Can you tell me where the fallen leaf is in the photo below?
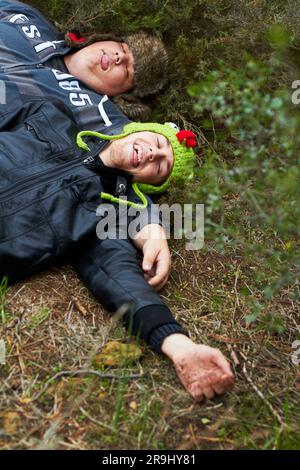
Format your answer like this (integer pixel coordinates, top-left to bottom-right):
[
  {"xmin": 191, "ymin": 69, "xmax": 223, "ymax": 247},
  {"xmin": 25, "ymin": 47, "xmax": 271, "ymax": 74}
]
[
  {"xmin": 18, "ymin": 397, "xmax": 31, "ymax": 405},
  {"xmin": 1, "ymin": 411, "xmax": 21, "ymax": 434},
  {"xmin": 73, "ymin": 297, "xmax": 88, "ymax": 316},
  {"xmin": 201, "ymin": 417, "xmax": 211, "ymax": 425},
  {"xmin": 92, "ymin": 341, "xmax": 142, "ymax": 368},
  {"xmin": 16, "ymin": 343, "xmax": 26, "ymax": 373},
  {"xmin": 129, "ymin": 401, "xmax": 138, "ymax": 411}
]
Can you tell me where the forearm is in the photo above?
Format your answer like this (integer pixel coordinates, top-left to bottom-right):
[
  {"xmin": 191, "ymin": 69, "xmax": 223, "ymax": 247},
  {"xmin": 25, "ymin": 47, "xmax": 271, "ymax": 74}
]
[{"xmin": 71, "ymin": 236, "xmax": 183, "ymax": 351}]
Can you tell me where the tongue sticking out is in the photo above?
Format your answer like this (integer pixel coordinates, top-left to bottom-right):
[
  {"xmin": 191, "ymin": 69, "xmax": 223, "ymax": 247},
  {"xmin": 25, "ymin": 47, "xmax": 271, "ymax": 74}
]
[
  {"xmin": 101, "ymin": 53, "xmax": 109, "ymax": 70},
  {"xmin": 132, "ymin": 147, "xmax": 139, "ymax": 168}
]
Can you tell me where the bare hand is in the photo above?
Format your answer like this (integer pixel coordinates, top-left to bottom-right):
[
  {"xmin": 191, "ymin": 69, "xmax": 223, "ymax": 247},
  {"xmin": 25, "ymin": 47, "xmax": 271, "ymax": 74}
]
[
  {"xmin": 142, "ymin": 237, "xmax": 171, "ymax": 290},
  {"xmin": 133, "ymin": 224, "xmax": 171, "ymax": 291},
  {"xmin": 162, "ymin": 334, "xmax": 234, "ymax": 402}
]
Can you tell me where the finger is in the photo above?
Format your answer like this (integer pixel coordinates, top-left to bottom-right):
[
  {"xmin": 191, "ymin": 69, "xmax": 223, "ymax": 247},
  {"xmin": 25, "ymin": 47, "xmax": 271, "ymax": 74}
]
[
  {"xmin": 145, "ymin": 267, "xmax": 164, "ymax": 288},
  {"xmin": 142, "ymin": 248, "xmax": 156, "ymax": 272},
  {"xmin": 211, "ymin": 350, "xmax": 233, "ymax": 376},
  {"xmin": 221, "ymin": 373, "xmax": 234, "ymax": 390},
  {"xmin": 148, "ymin": 272, "xmax": 169, "ymax": 290},
  {"xmin": 144, "ymin": 268, "xmax": 163, "ymax": 289},
  {"xmin": 190, "ymin": 375, "xmax": 215, "ymax": 401},
  {"xmin": 191, "ymin": 389, "xmax": 205, "ymax": 403},
  {"xmin": 147, "ymin": 256, "xmax": 169, "ymax": 288},
  {"xmin": 211, "ymin": 379, "xmax": 226, "ymax": 395},
  {"xmin": 207, "ymin": 370, "xmax": 226, "ymax": 395},
  {"xmin": 144, "ymin": 266, "xmax": 156, "ymax": 278},
  {"xmin": 201, "ymin": 385, "xmax": 215, "ymax": 400},
  {"xmin": 194, "ymin": 393, "xmax": 205, "ymax": 403}
]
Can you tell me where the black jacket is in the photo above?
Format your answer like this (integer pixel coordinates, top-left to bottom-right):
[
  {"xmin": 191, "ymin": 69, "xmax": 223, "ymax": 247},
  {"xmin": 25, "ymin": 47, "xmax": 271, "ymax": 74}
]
[
  {"xmin": 0, "ymin": 0, "xmax": 130, "ymax": 131},
  {"xmin": 0, "ymin": 97, "xmax": 187, "ymax": 352},
  {"xmin": 0, "ymin": 0, "xmax": 188, "ymax": 352}
]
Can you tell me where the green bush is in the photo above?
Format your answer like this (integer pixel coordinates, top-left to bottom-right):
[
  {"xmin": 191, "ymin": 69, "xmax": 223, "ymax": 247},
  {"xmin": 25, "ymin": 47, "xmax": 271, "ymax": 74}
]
[{"xmin": 189, "ymin": 59, "xmax": 300, "ymax": 323}]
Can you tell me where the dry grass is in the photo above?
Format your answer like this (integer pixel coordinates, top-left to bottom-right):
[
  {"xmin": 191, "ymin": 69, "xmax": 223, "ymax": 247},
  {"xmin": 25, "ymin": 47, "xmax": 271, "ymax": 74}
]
[
  {"xmin": 0, "ymin": 0, "xmax": 299, "ymax": 451},
  {"xmin": 0, "ymin": 238, "xmax": 299, "ymax": 450}
]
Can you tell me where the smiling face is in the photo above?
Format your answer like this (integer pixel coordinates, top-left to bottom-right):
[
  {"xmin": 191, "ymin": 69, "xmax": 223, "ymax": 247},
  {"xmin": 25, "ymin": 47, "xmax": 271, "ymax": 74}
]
[
  {"xmin": 64, "ymin": 41, "xmax": 134, "ymax": 96},
  {"xmin": 100, "ymin": 131, "xmax": 174, "ymax": 186}
]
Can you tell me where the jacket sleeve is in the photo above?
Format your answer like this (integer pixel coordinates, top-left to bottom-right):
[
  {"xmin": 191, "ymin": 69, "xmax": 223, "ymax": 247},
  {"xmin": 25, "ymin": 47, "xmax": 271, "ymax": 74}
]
[{"xmin": 70, "ymin": 234, "xmax": 189, "ymax": 353}]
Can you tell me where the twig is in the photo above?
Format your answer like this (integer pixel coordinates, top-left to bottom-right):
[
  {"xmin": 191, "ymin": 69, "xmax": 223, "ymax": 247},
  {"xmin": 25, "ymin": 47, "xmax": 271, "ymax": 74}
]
[
  {"xmin": 233, "ymin": 267, "xmax": 240, "ymax": 308},
  {"xmin": 226, "ymin": 344, "xmax": 240, "ymax": 366},
  {"xmin": 194, "ymin": 436, "xmax": 235, "ymax": 445},
  {"xmin": 16, "ymin": 342, "xmax": 26, "ymax": 374},
  {"xmin": 6, "ymin": 284, "xmax": 26, "ymax": 303},
  {"xmin": 171, "ymin": 249, "xmax": 186, "ymax": 264},
  {"xmin": 209, "ymin": 333, "xmax": 245, "ymax": 344},
  {"xmin": 79, "ymin": 407, "xmax": 127, "ymax": 436},
  {"xmin": 30, "ymin": 369, "xmax": 144, "ymax": 402},
  {"xmin": 73, "ymin": 297, "xmax": 88, "ymax": 317},
  {"xmin": 242, "ymin": 362, "xmax": 286, "ymax": 429}
]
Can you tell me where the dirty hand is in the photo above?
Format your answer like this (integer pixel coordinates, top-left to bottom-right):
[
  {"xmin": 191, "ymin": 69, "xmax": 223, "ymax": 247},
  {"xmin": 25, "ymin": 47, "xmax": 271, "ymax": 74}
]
[
  {"xmin": 161, "ymin": 334, "xmax": 234, "ymax": 402},
  {"xmin": 133, "ymin": 224, "xmax": 171, "ymax": 291}
]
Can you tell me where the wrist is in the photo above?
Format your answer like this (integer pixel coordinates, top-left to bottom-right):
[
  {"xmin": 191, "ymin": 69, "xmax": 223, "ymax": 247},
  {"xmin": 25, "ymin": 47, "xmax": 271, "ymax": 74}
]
[
  {"xmin": 134, "ymin": 224, "xmax": 166, "ymax": 249},
  {"xmin": 161, "ymin": 333, "xmax": 195, "ymax": 361}
]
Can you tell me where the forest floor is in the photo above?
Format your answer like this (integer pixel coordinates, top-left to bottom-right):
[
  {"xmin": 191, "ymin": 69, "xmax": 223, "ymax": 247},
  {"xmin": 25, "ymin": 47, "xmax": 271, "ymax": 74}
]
[
  {"xmin": 1, "ymin": 0, "xmax": 300, "ymax": 451},
  {"xmin": 1, "ymin": 237, "xmax": 299, "ymax": 450}
]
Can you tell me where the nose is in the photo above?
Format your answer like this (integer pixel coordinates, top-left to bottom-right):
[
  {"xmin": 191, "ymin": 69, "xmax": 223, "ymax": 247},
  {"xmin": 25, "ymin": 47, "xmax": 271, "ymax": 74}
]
[
  {"xmin": 148, "ymin": 146, "xmax": 154, "ymax": 161},
  {"xmin": 148, "ymin": 146, "xmax": 165, "ymax": 162},
  {"xmin": 115, "ymin": 50, "xmax": 125, "ymax": 65}
]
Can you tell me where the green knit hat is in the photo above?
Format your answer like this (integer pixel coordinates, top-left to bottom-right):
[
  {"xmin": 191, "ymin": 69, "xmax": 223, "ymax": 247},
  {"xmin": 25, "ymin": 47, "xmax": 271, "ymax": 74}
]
[{"xmin": 77, "ymin": 122, "xmax": 196, "ymax": 208}]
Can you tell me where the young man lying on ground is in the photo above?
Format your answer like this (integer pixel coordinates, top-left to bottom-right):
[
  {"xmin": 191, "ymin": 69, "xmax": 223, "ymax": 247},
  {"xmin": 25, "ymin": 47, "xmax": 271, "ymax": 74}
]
[
  {"xmin": 0, "ymin": 93, "xmax": 234, "ymax": 402},
  {"xmin": 0, "ymin": 0, "xmax": 168, "ymax": 119}
]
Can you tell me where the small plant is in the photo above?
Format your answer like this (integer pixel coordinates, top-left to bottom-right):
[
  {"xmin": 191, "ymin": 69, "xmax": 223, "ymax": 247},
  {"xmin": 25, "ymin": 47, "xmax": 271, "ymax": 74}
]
[
  {"xmin": 29, "ymin": 306, "xmax": 51, "ymax": 329},
  {"xmin": 0, "ymin": 276, "xmax": 9, "ymax": 324}
]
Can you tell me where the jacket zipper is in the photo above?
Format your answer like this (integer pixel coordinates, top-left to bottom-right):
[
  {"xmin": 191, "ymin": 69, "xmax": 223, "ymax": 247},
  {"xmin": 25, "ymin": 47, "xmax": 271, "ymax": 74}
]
[{"xmin": 0, "ymin": 149, "xmax": 98, "ymax": 203}]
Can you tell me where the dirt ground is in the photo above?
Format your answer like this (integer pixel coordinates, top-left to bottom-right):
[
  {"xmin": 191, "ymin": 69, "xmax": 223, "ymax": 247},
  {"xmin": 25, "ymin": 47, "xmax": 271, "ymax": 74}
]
[{"xmin": 1, "ymin": 240, "xmax": 299, "ymax": 450}]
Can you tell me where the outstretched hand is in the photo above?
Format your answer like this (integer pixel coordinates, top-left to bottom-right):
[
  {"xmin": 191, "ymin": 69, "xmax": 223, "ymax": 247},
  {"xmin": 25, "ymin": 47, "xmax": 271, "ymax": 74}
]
[{"xmin": 162, "ymin": 334, "xmax": 234, "ymax": 402}]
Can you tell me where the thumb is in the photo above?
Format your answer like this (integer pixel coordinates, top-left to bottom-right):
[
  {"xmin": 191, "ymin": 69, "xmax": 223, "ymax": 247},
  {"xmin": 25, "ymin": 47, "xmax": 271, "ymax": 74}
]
[
  {"xmin": 211, "ymin": 350, "xmax": 233, "ymax": 377},
  {"xmin": 142, "ymin": 244, "xmax": 156, "ymax": 272}
]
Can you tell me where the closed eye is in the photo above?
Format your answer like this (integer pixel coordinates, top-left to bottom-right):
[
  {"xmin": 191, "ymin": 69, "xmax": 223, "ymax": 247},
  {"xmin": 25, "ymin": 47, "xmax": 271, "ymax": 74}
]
[{"xmin": 121, "ymin": 44, "xmax": 129, "ymax": 78}]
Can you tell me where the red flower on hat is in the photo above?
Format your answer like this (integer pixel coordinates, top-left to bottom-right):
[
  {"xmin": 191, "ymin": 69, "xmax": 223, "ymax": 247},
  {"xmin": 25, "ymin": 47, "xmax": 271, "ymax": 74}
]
[
  {"xmin": 176, "ymin": 130, "xmax": 197, "ymax": 148},
  {"xmin": 66, "ymin": 31, "xmax": 87, "ymax": 43}
]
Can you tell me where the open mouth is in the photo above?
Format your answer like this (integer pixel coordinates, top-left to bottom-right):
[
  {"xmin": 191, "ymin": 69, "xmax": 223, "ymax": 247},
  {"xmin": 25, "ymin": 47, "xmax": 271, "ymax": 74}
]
[
  {"xmin": 131, "ymin": 144, "xmax": 142, "ymax": 168},
  {"xmin": 132, "ymin": 144, "xmax": 143, "ymax": 168},
  {"xmin": 100, "ymin": 52, "xmax": 110, "ymax": 71}
]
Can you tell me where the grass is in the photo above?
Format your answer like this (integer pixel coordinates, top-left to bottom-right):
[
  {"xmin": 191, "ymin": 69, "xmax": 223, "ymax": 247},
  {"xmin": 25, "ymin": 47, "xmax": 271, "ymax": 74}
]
[
  {"xmin": 0, "ymin": 276, "xmax": 9, "ymax": 324},
  {"xmin": 0, "ymin": 240, "xmax": 299, "ymax": 449},
  {"xmin": 0, "ymin": 0, "xmax": 299, "ymax": 451},
  {"xmin": 29, "ymin": 306, "xmax": 51, "ymax": 330}
]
